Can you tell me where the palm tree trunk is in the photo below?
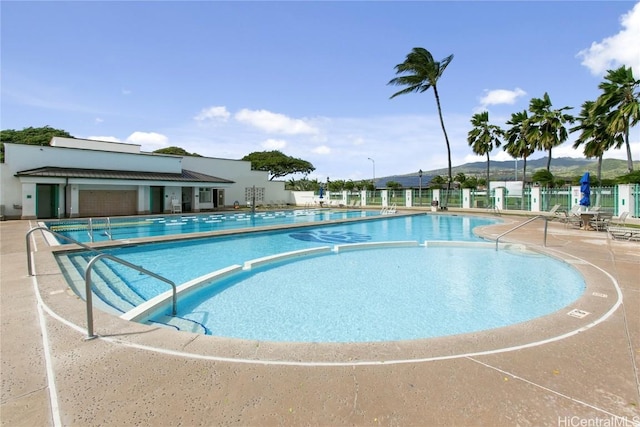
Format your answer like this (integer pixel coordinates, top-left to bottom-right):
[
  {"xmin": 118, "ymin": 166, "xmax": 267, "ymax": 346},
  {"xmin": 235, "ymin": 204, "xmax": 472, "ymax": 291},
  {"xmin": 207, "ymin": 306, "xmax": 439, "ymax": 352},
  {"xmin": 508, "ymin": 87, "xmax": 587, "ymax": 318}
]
[
  {"xmin": 596, "ymin": 155, "xmax": 603, "ymax": 207},
  {"xmin": 521, "ymin": 156, "xmax": 528, "ymax": 210},
  {"xmin": 486, "ymin": 152, "xmax": 491, "ymax": 208},
  {"xmin": 624, "ymin": 124, "xmax": 634, "ymax": 172},
  {"xmin": 546, "ymin": 149, "xmax": 552, "ymax": 171},
  {"xmin": 432, "ymin": 85, "xmax": 452, "ymax": 208}
]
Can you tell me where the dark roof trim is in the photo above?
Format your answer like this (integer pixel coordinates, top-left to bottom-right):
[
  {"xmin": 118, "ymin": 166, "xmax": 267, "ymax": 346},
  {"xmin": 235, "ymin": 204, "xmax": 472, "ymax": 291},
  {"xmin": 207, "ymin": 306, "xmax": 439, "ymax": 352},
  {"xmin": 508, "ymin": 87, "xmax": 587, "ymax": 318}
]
[{"xmin": 15, "ymin": 167, "xmax": 234, "ymax": 184}]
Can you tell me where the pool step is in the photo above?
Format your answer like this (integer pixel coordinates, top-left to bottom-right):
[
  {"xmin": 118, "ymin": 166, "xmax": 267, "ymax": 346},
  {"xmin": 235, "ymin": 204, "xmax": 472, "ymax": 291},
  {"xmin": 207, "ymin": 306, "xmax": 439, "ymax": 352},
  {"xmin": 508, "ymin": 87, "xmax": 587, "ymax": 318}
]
[
  {"xmin": 63, "ymin": 254, "xmax": 144, "ymax": 313},
  {"xmin": 149, "ymin": 315, "xmax": 208, "ymax": 334}
]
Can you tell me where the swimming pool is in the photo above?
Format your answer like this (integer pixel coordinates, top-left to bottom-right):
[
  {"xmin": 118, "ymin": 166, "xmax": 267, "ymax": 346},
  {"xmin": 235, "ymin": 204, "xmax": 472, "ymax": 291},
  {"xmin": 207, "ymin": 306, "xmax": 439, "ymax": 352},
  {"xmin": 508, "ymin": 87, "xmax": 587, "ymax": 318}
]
[
  {"xmin": 55, "ymin": 214, "xmax": 586, "ymax": 343},
  {"xmin": 45, "ymin": 209, "xmax": 380, "ymax": 244}
]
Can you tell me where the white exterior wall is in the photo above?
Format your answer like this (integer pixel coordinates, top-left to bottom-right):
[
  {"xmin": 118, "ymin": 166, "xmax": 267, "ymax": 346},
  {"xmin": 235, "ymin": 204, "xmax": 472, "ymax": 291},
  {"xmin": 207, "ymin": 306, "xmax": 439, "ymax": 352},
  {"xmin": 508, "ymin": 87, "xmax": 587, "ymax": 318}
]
[
  {"xmin": 181, "ymin": 156, "xmax": 290, "ymax": 207},
  {"xmin": 1, "ymin": 141, "xmax": 293, "ymax": 218},
  {"xmin": 617, "ymin": 184, "xmax": 634, "ymax": 216},
  {"xmin": 4, "ymin": 142, "xmax": 180, "ymax": 174},
  {"xmin": 51, "ymin": 137, "xmax": 141, "ymax": 154}
]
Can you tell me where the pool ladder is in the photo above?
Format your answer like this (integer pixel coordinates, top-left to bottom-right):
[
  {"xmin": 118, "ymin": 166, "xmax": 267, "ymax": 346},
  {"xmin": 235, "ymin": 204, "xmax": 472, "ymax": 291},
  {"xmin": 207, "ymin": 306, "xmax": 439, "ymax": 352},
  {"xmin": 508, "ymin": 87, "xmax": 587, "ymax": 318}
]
[
  {"xmin": 87, "ymin": 217, "xmax": 113, "ymax": 242},
  {"xmin": 26, "ymin": 226, "xmax": 176, "ymax": 339},
  {"xmin": 495, "ymin": 215, "xmax": 548, "ymax": 250}
]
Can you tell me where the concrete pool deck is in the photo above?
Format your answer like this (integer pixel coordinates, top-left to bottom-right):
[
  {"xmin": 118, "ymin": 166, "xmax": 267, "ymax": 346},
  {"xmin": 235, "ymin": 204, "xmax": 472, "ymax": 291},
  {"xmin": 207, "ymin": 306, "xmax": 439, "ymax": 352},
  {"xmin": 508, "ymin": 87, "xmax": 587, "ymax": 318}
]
[{"xmin": 1, "ymin": 212, "xmax": 639, "ymax": 426}]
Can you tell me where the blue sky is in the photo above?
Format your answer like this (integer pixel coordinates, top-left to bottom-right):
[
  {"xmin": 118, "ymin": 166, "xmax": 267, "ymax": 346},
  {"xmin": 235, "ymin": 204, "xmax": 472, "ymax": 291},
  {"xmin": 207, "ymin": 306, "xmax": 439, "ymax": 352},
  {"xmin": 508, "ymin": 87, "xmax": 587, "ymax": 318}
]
[{"xmin": 2, "ymin": 1, "xmax": 639, "ymax": 182}]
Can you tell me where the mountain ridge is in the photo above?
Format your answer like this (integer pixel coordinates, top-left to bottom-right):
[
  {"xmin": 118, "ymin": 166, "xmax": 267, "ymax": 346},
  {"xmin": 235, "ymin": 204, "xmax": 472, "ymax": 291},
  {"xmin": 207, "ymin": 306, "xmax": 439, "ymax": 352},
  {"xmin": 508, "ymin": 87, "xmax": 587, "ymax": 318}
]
[{"xmin": 375, "ymin": 157, "xmax": 636, "ymax": 188}]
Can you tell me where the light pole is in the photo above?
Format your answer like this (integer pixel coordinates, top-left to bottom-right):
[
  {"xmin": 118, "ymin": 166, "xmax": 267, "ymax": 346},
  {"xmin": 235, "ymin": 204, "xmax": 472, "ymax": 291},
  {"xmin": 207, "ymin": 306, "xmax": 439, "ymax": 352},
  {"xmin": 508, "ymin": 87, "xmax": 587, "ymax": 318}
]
[
  {"xmin": 418, "ymin": 169, "xmax": 423, "ymax": 207},
  {"xmin": 367, "ymin": 157, "xmax": 375, "ymax": 189}
]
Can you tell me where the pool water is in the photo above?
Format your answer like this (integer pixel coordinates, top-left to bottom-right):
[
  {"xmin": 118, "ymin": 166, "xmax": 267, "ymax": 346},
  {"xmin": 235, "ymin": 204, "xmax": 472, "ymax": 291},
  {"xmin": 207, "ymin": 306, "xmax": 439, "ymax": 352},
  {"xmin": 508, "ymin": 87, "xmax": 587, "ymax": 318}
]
[
  {"xmin": 46, "ymin": 209, "xmax": 379, "ymax": 244},
  {"xmin": 57, "ymin": 214, "xmax": 586, "ymax": 342},
  {"xmin": 178, "ymin": 246, "xmax": 584, "ymax": 342}
]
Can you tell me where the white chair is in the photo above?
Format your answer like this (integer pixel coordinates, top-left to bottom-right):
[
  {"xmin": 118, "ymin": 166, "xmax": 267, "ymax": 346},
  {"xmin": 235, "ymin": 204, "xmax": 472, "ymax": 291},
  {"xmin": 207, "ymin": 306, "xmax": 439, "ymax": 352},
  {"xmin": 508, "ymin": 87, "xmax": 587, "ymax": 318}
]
[{"xmin": 171, "ymin": 198, "xmax": 182, "ymax": 214}]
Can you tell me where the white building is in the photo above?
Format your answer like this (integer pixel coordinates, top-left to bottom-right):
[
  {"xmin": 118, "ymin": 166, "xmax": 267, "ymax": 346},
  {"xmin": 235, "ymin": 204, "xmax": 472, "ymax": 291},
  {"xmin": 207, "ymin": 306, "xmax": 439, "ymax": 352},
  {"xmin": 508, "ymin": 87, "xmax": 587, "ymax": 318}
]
[{"xmin": 0, "ymin": 138, "xmax": 290, "ymax": 220}]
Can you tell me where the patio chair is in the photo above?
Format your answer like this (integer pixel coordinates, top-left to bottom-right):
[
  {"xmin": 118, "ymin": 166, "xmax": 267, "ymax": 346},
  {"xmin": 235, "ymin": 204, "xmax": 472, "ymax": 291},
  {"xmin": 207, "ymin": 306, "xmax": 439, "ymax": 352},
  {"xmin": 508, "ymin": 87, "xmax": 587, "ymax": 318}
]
[
  {"xmin": 589, "ymin": 211, "xmax": 613, "ymax": 231},
  {"xmin": 557, "ymin": 205, "xmax": 582, "ymax": 228},
  {"xmin": 171, "ymin": 198, "xmax": 182, "ymax": 214}
]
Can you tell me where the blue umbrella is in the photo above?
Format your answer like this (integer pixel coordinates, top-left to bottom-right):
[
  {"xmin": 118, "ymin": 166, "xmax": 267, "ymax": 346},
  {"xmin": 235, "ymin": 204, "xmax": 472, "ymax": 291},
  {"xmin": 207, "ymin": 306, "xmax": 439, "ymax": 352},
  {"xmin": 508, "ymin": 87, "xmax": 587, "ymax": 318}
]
[
  {"xmin": 579, "ymin": 172, "xmax": 590, "ymax": 207},
  {"xmin": 319, "ymin": 186, "xmax": 324, "ymax": 199}
]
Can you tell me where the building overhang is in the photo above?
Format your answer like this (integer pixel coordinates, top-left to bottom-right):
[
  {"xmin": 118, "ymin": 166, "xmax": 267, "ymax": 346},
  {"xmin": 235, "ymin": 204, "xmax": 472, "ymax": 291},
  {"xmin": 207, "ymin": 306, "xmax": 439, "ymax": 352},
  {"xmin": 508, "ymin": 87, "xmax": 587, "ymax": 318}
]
[{"xmin": 15, "ymin": 167, "xmax": 235, "ymax": 186}]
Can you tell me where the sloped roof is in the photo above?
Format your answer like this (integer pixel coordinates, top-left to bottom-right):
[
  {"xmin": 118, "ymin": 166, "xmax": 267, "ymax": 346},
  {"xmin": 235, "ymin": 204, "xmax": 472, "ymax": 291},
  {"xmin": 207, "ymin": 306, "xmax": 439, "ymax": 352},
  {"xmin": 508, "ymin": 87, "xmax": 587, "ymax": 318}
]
[{"xmin": 15, "ymin": 167, "xmax": 234, "ymax": 183}]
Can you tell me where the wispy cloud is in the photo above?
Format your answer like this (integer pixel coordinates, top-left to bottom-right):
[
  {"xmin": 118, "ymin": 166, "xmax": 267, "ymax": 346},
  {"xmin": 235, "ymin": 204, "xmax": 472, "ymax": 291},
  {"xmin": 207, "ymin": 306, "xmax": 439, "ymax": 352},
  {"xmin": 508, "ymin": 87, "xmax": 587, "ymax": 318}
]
[
  {"xmin": 477, "ymin": 88, "xmax": 527, "ymax": 110},
  {"xmin": 234, "ymin": 109, "xmax": 319, "ymax": 135},
  {"xmin": 126, "ymin": 131, "xmax": 169, "ymax": 148},
  {"xmin": 577, "ymin": 2, "xmax": 640, "ymax": 74},
  {"xmin": 194, "ymin": 106, "xmax": 231, "ymax": 122},
  {"xmin": 261, "ymin": 138, "xmax": 287, "ymax": 150}
]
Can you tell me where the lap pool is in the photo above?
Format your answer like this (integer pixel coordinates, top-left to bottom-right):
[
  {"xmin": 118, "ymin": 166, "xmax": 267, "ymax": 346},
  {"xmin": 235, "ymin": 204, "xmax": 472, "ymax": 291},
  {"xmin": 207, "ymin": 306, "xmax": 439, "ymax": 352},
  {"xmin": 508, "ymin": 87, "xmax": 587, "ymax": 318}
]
[
  {"xmin": 45, "ymin": 209, "xmax": 380, "ymax": 244},
  {"xmin": 55, "ymin": 214, "xmax": 586, "ymax": 343}
]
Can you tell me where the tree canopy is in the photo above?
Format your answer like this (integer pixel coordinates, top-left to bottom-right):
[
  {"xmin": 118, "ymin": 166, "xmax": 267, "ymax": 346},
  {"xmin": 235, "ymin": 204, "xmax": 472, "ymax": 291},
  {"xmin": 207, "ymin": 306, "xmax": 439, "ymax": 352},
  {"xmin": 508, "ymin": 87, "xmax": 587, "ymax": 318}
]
[
  {"xmin": 0, "ymin": 126, "xmax": 73, "ymax": 162},
  {"xmin": 242, "ymin": 150, "xmax": 315, "ymax": 181},
  {"xmin": 153, "ymin": 146, "xmax": 202, "ymax": 156}
]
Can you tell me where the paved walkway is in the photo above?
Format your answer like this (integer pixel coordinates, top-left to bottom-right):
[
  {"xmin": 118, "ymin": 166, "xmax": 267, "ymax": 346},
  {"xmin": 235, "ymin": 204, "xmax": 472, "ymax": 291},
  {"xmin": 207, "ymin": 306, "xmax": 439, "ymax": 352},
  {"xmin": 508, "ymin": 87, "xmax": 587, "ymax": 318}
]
[{"xmin": 1, "ymin": 214, "xmax": 639, "ymax": 426}]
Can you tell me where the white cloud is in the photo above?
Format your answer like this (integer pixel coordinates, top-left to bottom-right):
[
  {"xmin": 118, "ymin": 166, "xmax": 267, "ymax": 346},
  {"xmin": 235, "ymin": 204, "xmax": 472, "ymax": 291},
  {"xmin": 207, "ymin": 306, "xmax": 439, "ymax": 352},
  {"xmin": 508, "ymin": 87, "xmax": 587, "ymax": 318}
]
[
  {"xmin": 577, "ymin": 2, "xmax": 640, "ymax": 74},
  {"xmin": 312, "ymin": 145, "xmax": 331, "ymax": 155},
  {"xmin": 478, "ymin": 88, "xmax": 527, "ymax": 109},
  {"xmin": 125, "ymin": 131, "xmax": 169, "ymax": 148},
  {"xmin": 122, "ymin": 89, "xmax": 132, "ymax": 95},
  {"xmin": 261, "ymin": 138, "xmax": 287, "ymax": 150},
  {"xmin": 94, "ymin": 117, "xmax": 104, "ymax": 123},
  {"xmin": 194, "ymin": 106, "xmax": 231, "ymax": 122},
  {"xmin": 234, "ymin": 109, "xmax": 319, "ymax": 135}
]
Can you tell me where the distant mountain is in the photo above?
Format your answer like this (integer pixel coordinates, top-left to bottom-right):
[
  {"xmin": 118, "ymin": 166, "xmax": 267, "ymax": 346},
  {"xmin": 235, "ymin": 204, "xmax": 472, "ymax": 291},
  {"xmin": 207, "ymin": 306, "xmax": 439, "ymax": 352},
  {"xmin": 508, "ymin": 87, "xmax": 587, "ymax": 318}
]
[{"xmin": 376, "ymin": 157, "xmax": 636, "ymax": 188}]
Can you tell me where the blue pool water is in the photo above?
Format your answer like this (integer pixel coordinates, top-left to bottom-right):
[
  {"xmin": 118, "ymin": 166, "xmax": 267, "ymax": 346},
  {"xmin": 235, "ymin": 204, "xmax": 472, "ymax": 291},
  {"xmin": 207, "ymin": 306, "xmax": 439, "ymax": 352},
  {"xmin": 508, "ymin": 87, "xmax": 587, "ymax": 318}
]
[
  {"xmin": 46, "ymin": 209, "xmax": 379, "ymax": 244},
  {"xmin": 57, "ymin": 214, "xmax": 586, "ymax": 342},
  {"xmin": 178, "ymin": 247, "xmax": 584, "ymax": 342}
]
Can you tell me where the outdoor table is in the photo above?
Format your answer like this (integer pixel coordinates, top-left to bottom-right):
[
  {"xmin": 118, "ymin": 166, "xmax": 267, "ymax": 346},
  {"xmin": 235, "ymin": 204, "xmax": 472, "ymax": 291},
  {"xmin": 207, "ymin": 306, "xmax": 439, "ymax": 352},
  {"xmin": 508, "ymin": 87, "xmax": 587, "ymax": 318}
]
[{"xmin": 579, "ymin": 211, "xmax": 600, "ymax": 230}]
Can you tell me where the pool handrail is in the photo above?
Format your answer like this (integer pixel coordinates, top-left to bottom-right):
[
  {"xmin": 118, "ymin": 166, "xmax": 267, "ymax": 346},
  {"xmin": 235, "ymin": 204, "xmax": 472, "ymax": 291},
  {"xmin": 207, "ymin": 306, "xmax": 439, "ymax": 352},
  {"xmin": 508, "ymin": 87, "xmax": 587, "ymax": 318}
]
[
  {"xmin": 495, "ymin": 215, "xmax": 548, "ymax": 250},
  {"xmin": 26, "ymin": 226, "xmax": 177, "ymax": 339}
]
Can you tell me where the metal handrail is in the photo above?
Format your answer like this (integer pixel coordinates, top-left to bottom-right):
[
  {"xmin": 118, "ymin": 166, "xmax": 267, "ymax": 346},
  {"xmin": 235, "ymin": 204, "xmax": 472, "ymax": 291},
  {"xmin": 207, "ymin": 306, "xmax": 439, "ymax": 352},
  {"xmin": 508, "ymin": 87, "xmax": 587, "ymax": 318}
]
[
  {"xmin": 105, "ymin": 217, "xmax": 112, "ymax": 240},
  {"xmin": 26, "ymin": 226, "xmax": 177, "ymax": 339},
  {"xmin": 495, "ymin": 215, "xmax": 548, "ymax": 250},
  {"xmin": 87, "ymin": 218, "xmax": 94, "ymax": 242},
  {"xmin": 85, "ymin": 253, "xmax": 176, "ymax": 339}
]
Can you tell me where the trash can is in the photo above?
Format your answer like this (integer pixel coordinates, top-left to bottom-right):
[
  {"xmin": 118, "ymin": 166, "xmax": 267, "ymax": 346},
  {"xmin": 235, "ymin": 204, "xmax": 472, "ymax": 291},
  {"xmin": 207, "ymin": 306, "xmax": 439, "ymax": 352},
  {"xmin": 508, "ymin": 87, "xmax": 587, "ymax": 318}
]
[{"xmin": 431, "ymin": 200, "xmax": 439, "ymax": 212}]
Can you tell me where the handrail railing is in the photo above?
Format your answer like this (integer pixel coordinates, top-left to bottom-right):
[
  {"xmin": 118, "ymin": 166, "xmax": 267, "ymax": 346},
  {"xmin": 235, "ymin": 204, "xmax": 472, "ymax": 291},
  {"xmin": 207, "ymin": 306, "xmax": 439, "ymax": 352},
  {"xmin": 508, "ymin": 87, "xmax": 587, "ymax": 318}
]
[
  {"xmin": 105, "ymin": 217, "xmax": 112, "ymax": 240},
  {"xmin": 26, "ymin": 226, "xmax": 177, "ymax": 339},
  {"xmin": 85, "ymin": 253, "xmax": 176, "ymax": 339},
  {"xmin": 87, "ymin": 218, "xmax": 94, "ymax": 242},
  {"xmin": 495, "ymin": 215, "xmax": 548, "ymax": 250}
]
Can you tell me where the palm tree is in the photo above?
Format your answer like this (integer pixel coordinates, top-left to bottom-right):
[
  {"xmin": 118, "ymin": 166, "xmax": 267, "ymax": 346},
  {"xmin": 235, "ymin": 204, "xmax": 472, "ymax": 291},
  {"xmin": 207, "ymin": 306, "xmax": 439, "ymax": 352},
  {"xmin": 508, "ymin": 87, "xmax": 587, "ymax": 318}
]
[
  {"xmin": 571, "ymin": 100, "xmax": 623, "ymax": 207},
  {"xmin": 504, "ymin": 110, "xmax": 536, "ymax": 210},
  {"xmin": 388, "ymin": 47, "xmax": 454, "ymax": 208},
  {"xmin": 528, "ymin": 92, "xmax": 575, "ymax": 171},
  {"xmin": 593, "ymin": 65, "xmax": 639, "ymax": 172},
  {"xmin": 467, "ymin": 111, "xmax": 503, "ymax": 207}
]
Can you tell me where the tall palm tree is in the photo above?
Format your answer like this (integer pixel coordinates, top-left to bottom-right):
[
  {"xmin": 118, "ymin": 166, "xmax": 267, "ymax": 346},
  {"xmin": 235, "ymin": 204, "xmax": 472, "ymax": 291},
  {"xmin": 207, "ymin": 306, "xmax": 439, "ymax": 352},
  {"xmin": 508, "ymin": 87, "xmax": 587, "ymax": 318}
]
[
  {"xmin": 388, "ymin": 47, "xmax": 454, "ymax": 208},
  {"xmin": 467, "ymin": 111, "xmax": 503, "ymax": 207},
  {"xmin": 571, "ymin": 100, "xmax": 623, "ymax": 206},
  {"xmin": 504, "ymin": 110, "xmax": 536, "ymax": 210},
  {"xmin": 528, "ymin": 92, "xmax": 575, "ymax": 171},
  {"xmin": 593, "ymin": 65, "xmax": 639, "ymax": 172}
]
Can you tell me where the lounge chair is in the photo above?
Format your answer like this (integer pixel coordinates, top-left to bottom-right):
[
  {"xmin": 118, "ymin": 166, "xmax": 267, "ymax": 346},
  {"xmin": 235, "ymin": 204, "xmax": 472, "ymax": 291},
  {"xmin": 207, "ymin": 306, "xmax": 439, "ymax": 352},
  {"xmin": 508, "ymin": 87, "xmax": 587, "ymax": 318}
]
[
  {"xmin": 607, "ymin": 224, "xmax": 639, "ymax": 241},
  {"xmin": 610, "ymin": 211, "xmax": 629, "ymax": 226},
  {"xmin": 546, "ymin": 204, "xmax": 562, "ymax": 220}
]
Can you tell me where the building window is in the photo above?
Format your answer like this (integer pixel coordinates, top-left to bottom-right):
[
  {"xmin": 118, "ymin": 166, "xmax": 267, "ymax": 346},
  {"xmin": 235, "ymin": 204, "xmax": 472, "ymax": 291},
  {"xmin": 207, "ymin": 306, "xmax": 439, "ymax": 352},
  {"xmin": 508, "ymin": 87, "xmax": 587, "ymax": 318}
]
[
  {"xmin": 245, "ymin": 187, "xmax": 265, "ymax": 204},
  {"xmin": 199, "ymin": 188, "xmax": 212, "ymax": 203}
]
